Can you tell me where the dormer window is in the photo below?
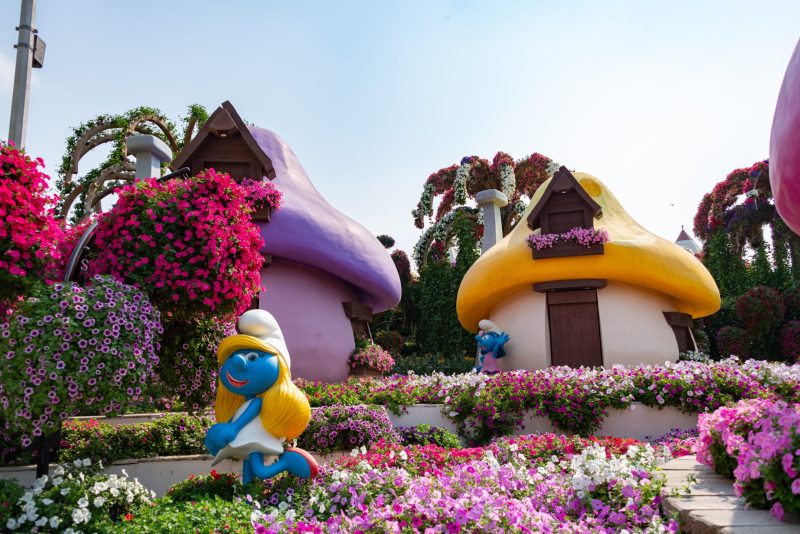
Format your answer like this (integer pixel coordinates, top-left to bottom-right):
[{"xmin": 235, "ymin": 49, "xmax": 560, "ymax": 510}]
[{"xmin": 527, "ymin": 167, "xmax": 605, "ymax": 259}]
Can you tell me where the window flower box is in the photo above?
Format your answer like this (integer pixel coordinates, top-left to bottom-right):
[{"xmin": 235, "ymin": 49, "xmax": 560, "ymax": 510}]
[{"xmin": 528, "ymin": 227, "xmax": 609, "ymax": 259}]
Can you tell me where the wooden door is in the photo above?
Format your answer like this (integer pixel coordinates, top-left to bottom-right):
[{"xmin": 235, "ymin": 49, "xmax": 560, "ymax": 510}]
[{"xmin": 547, "ymin": 289, "xmax": 603, "ymax": 367}]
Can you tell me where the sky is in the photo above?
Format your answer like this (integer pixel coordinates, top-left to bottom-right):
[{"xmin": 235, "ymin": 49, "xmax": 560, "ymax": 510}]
[{"xmin": 1, "ymin": 1, "xmax": 798, "ymax": 269}]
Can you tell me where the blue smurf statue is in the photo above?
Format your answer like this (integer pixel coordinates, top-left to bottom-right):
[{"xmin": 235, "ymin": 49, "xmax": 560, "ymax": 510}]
[{"xmin": 474, "ymin": 319, "xmax": 510, "ymax": 374}]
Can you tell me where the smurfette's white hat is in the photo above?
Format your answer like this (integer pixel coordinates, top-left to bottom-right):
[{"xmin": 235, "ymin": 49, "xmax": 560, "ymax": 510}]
[{"xmin": 216, "ymin": 309, "xmax": 292, "ymax": 370}]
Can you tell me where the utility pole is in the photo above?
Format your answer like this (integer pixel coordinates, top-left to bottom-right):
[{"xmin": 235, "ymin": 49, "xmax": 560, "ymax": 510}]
[{"xmin": 8, "ymin": 0, "xmax": 37, "ymax": 148}]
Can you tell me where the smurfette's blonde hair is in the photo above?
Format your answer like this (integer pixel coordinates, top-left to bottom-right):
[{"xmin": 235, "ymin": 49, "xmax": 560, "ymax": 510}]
[{"xmin": 214, "ymin": 338, "xmax": 310, "ymax": 441}]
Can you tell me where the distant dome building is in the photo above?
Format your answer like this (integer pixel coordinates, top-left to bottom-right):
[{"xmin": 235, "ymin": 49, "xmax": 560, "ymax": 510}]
[{"xmin": 675, "ymin": 226, "xmax": 700, "ymax": 254}]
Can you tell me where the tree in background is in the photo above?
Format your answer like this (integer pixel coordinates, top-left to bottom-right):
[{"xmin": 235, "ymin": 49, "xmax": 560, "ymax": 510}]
[
  {"xmin": 412, "ymin": 152, "xmax": 560, "ymax": 267},
  {"xmin": 56, "ymin": 104, "xmax": 208, "ymax": 222},
  {"xmin": 693, "ymin": 160, "xmax": 800, "ymax": 360},
  {"xmin": 412, "ymin": 211, "xmax": 480, "ymax": 368}
]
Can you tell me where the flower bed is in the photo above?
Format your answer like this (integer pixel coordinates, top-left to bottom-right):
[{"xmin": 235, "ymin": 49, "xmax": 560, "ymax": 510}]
[
  {"xmin": 0, "ymin": 407, "xmax": 398, "ymax": 469},
  {"xmin": 1, "ymin": 431, "xmax": 696, "ymax": 532},
  {"xmin": 696, "ymin": 398, "xmax": 800, "ymax": 520},
  {"xmin": 299, "ymin": 358, "xmax": 800, "ymax": 443},
  {"xmin": 253, "ymin": 434, "xmax": 680, "ymax": 533}
]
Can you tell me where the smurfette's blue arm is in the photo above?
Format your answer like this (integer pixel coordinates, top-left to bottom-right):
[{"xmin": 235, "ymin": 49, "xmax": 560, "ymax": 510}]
[{"xmin": 229, "ymin": 397, "xmax": 262, "ymax": 431}]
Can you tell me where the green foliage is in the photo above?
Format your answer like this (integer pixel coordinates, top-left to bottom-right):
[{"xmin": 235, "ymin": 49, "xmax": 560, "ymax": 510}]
[
  {"xmin": 166, "ymin": 470, "xmax": 243, "ymax": 503},
  {"xmin": 157, "ymin": 316, "xmax": 235, "ymax": 413},
  {"xmin": 106, "ymin": 496, "xmax": 253, "ymax": 533},
  {"xmin": 397, "ymin": 424, "xmax": 461, "ymax": 448},
  {"xmin": 702, "ymin": 232, "xmax": 749, "ymax": 299},
  {"xmin": 57, "ymin": 104, "xmax": 208, "ymax": 222},
  {"xmin": 376, "ymin": 234, "xmax": 395, "ymax": 248},
  {"xmin": 413, "ymin": 212, "xmax": 479, "ymax": 361},
  {"xmin": 392, "ymin": 353, "xmax": 475, "ymax": 375},
  {"xmin": 0, "ymin": 479, "xmax": 23, "ymax": 527},
  {"xmin": 57, "ymin": 414, "xmax": 211, "ymax": 466}
]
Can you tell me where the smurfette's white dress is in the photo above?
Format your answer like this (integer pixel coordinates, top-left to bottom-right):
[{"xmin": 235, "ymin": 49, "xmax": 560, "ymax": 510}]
[{"xmin": 212, "ymin": 399, "xmax": 284, "ymax": 466}]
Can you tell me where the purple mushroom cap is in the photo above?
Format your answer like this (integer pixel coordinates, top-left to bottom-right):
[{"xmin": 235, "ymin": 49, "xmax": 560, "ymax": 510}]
[{"xmin": 249, "ymin": 127, "xmax": 401, "ymax": 312}]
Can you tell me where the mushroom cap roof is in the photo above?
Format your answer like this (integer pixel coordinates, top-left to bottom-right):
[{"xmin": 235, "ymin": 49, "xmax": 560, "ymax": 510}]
[
  {"xmin": 457, "ymin": 173, "xmax": 720, "ymax": 331},
  {"xmin": 770, "ymin": 39, "xmax": 800, "ymax": 234},
  {"xmin": 248, "ymin": 127, "xmax": 401, "ymax": 312}
]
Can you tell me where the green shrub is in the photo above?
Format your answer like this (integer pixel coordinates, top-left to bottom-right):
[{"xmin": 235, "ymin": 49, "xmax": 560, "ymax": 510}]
[
  {"xmin": 392, "ymin": 353, "xmax": 475, "ymax": 375},
  {"xmin": 397, "ymin": 424, "xmax": 461, "ymax": 448},
  {"xmin": 106, "ymin": 496, "xmax": 254, "ymax": 533},
  {"xmin": 0, "ymin": 478, "xmax": 23, "ymax": 527},
  {"xmin": 58, "ymin": 413, "xmax": 211, "ymax": 465},
  {"xmin": 166, "ymin": 470, "xmax": 243, "ymax": 502}
]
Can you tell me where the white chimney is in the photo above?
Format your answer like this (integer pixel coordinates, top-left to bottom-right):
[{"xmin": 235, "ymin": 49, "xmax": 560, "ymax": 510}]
[
  {"xmin": 125, "ymin": 134, "xmax": 173, "ymax": 179},
  {"xmin": 476, "ymin": 189, "xmax": 508, "ymax": 253}
]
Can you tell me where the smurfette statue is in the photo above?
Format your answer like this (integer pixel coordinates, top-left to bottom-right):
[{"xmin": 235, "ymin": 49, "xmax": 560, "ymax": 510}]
[
  {"xmin": 204, "ymin": 309, "xmax": 319, "ymax": 483},
  {"xmin": 474, "ymin": 319, "xmax": 510, "ymax": 374}
]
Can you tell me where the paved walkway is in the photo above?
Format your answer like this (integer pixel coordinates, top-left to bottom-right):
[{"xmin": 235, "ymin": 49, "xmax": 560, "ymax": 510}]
[{"xmin": 661, "ymin": 456, "xmax": 800, "ymax": 533}]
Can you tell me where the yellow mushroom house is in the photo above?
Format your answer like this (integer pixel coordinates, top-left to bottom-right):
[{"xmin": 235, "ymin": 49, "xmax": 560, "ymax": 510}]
[{"xmin": 457, "ymin": 167, "xmax": 721, "ymax": 369}]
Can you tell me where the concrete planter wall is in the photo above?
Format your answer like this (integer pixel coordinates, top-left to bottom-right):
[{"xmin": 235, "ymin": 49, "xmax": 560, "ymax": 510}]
[
  {"xmin": 385, "ymin": 403, "xmax": 698, "ymax": 442},
  {"xmin": 3, "ymin": 403, "xmax": 696, "ymax": 494},
  {"xmin": 0, "ymin": 451, "xmax": 348, "ymax": 497},
  {"xmin": 72, "ymin": 403, "xmax": 698, "ymax": 442}
]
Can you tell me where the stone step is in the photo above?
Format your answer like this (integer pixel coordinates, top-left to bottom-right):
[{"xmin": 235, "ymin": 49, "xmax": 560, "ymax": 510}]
[{"xmin": 661, "ymin": 457, "xmax": 800, "ymax": 533}]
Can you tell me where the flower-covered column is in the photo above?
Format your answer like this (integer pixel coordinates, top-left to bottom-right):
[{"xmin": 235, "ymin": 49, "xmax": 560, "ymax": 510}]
[{"xmin": 475, "ymin": 189, "xmax": 508, "ymax": 253}]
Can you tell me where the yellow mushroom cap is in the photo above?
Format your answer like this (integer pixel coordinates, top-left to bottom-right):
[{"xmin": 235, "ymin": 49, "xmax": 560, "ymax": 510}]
[{"xmin": 457, "ymin": 173, "xmax": 721, "ymax": 332}]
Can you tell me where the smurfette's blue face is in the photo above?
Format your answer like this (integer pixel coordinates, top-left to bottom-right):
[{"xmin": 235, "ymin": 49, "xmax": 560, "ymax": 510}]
[{"xmin": 220, "ymin": 349, "xmax": 279, "ymax": 398}]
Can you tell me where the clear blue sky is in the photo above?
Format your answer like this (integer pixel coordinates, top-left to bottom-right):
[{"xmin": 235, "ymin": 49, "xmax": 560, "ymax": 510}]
[{"xmin": 1, "ymin": 1, "xmax": 799, "ymax": 268}]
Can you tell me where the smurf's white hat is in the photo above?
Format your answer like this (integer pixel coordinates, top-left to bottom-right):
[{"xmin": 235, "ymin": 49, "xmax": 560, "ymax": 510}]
[
  {"xmin": 217, "ymin": 309, "xmax": 292, "ymax": 370},
  {"xmin": 478, "ymin": 319, "xmax": 501, "ymax": 334}
]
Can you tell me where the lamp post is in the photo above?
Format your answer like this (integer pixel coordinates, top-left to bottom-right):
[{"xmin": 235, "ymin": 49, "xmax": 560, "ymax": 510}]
[{"xmin": 8, "ymin": 0, "xmax": 44, "ymax": 148}]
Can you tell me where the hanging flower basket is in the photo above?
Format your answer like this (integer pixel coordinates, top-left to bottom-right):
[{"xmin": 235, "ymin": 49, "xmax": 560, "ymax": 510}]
[{"xmin": 347, "ymin": 342, "xmax": 395, "ymax": 379}]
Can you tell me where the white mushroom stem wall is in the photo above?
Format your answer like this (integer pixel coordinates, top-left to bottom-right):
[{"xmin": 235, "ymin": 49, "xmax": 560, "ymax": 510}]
[{"xmin": 490, "ymin": 281, "xmax": 681, "ymax": 370}]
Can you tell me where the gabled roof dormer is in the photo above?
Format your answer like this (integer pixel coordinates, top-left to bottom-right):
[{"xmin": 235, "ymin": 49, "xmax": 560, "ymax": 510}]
[
  {"xmin": 172, "ymin": 101, "xmax": 276, "ymax": 221},
  {"xmin": 526, "ymin": 166, "xmax": 604, "ymax": 259}
]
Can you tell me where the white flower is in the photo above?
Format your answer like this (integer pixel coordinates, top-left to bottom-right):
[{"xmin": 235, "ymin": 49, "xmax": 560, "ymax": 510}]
[
  {"xmin": 93, "ymin": 496, "xmax": 106, "ymax": 508},
  {"xmin": 6, "ymin": 518, "xmax": 16, "ymax": 530},
  {"xmin": 35, "ymin": 517, "xmax": 47, "ymax": 527},
  {"xmin": 60, "ymin": 488, "xmax": 70, "ymax": 496},
  {"xmin": 49, "ymin": 516, "xmax": 61, "ymax": 528},
  {"xmin": 71, "ymin": 507, "xmax": 90, "ymax": 525},
  {"xmin": 52, "ymin": 476, "xmax": 63, "ymax": 487},
  {"xmin": 77, "ymin": 497, "xmax": 88, "ymax": 508},
  {"xmin": 41, "ymin": 498, "xmax": 53, "ymax": 506},
  {"xmin": 81, "ymin": 458, "xmax": 91, "ymax": 467}
]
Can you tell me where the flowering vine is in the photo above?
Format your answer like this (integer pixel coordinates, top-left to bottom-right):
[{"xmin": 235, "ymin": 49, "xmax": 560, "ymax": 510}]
[{"xmin": 412, "ymin": 151, "xmax": 562, "ymax": 267}]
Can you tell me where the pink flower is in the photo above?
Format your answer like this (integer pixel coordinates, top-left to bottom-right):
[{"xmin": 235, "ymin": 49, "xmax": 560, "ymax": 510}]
[{"xmin": 771, "ymin": 502, "xmax": 784, "ymax": 521}]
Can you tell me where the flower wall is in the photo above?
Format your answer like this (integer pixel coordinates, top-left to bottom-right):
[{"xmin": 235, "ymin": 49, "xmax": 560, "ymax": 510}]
[
  {"xmin": 87, "ymin": 169, "xmax": 273, "ymax": 319},
  {"xmin": 0, "ymin": 276, "xmax": 162, "ymax": 453},
  {"xmin": 0, "ymin": 143, "xmax": 65, "ymax": 308}
]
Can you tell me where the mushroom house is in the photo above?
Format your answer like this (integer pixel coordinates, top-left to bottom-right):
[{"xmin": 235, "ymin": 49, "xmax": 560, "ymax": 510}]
[
  {"xmin": 172, "ymin": 102, "xmax": 402, "ymax": 382},
  {"xmin": 457, "ymin": 167, "xmax": 721, "ymax": 369}
]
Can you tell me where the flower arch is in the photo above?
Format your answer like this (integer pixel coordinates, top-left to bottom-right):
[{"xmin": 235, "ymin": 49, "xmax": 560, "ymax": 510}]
[{"xmin": 412, "ymin": 151, "xmax": 561, "ymax": 267}]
